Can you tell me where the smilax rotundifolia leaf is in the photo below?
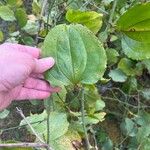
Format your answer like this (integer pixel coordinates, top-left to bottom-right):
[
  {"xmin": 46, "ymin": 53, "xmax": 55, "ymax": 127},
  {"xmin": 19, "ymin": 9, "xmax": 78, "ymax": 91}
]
[{"xmin": 42, "ymin": 24, "xmax": 107, "ymax": 86}]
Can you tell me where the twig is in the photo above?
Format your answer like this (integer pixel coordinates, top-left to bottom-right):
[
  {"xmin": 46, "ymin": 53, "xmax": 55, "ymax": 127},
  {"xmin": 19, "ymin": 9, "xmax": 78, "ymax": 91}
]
[
  {"xmin": 46, "ymin": 0, "xmax": 56, "ymax": 34},
  {"xmin": 16, "ymin": 107, "xmax": 45, "ymax": 143},
  {"xmin": 79, "ymin": 88, "xmax": 91, "ymax": 150},
  {"xmin": 2, "ymin": 119, "xmax": 46, "ymax": 132},
  {"xmin": 90, "ymin": 127, "xmax": 98, "ymax": 150},
  {"xmin": 108, "ymin": 0, "xmax": 118, "ymax": 24},
  {"xmin": 16, "ymin": 107, "xmax": 54, "ymax": 150},
  {"xmin": 45, "ymin": 97, "xmax": 52, "ymax": 144},
  {"xmin": 0, "ymin": 143, "xmax": 52, "ymax": 150},
  {"xmin": 35, "ymin": 0, "xmax": 48, "ymax": 45},
  {"xmin": 106, "ymin": 0, "xmax": 118, "ymax": 31},
  {"xmin": 89, "ymin": 1, "xmax": 108, "ymax": 15}
]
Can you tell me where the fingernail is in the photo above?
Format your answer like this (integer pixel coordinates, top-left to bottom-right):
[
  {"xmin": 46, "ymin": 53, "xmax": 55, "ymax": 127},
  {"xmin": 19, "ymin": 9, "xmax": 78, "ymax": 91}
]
[{"xmin": 42, "ymin": 57, "xmax": 55, "ymax": 68}]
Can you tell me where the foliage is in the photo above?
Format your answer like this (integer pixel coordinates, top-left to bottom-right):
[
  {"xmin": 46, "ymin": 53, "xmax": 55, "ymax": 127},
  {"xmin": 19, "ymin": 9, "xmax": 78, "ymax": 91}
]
[
  {"xmin": 66, "ymin": 9, "xmax": 103, "ymax": 34},
  {"xmin": 0, "ymin": 0, "xmax": 150, "ymax": 150},
  {"xmin": 42, "ymin": 24, "xmax": 107, "ymax": 86}
]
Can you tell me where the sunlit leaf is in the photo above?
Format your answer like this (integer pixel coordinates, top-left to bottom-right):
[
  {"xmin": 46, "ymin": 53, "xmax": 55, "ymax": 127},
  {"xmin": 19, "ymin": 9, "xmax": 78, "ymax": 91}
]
[
  {"xmin": 66, "ymin": 9, "xmax": 103, "ymax": 34},
  {"xmin": 7, "ymin": 0, "xmax": 23, "ymax": 7},
  {"xmin": 117, "ymin": 2, "xmax": 150, "ymax": 43},
  {"xmin": 0, "ymin": 109, "xmax": 9, "ymax": 119},
  {"xmin": 0, "ymin": 6, "xmax": 15, "ymax": 21}
]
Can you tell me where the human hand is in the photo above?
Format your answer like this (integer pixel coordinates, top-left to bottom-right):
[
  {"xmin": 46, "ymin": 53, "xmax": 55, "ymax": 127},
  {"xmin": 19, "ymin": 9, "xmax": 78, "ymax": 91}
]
[{"xmin": 0, "ymin": 43, "xmax": 60, "ymax": 111}]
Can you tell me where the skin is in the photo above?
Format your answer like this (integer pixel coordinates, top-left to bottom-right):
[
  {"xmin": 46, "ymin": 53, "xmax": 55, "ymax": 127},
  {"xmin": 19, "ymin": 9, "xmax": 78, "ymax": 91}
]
[{"xmin": 0, "ymin": 43, "xmax": 60, "ymax": 111}]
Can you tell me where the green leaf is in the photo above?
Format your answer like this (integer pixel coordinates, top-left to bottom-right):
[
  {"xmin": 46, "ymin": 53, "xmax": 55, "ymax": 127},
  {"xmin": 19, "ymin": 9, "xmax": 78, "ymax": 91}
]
[
  {"xmin": 102, "ymin": 138, "xmax": 113, "ymax": 150},
  {"xmin": 95, "ymin": 100, "xmax": 105, "ymax": 111},
  {"xmin": 0, "ymin": 30, "xmax": 4, "ymax": 42},
  {"xmin": 121, "ymin": 35, "xmax": 150, "ymax": 60},
  {"xmin": 120, "ymin": 118, "xmax": 137, "ymax": 137},
  {"xmin": 109, "ymin": 68, "xmax": 127, "ymax": 82},
  {"xmin": 32, "ymin": 0, "xmax": 41, "ymax": 15},
  {"xmin": 0, "ymin": 6, "xmax": 16, "ymax": 21},
  {"xmin": 7, "ymin": 0, "xmax": 23, "ymax": 7},
  {"xmin": 117, "ymin": 3, "xmax": 150, "ymax": 43},
  {"xmin": 42, "ymin": 24, "xmax": 106, "ymax": 86},
  {"xmin": 20, "ymin": 111, "xmax": 69, "ymax": 141},
  {"xmin": 66, "ymin": 9, "xmax": 103, "ymax": 34},
  {"xmin": 137, "ymin": 125, "xmax": 150, "ymax": 143},
  {"xmin": 141, "ymin": 88, "xmax": 150, "ymax": 100},
  {"xmin": 22, "ymin": 36, "xmax": 34, "ymax": 46},
  {"xmin": 51, "ymin": 129, "xmax": 81, "ymax": 150},
  {"xmin": 15, "ymin": 8, "xmax": 27, "ymax": 28},
  {"xmin": 106, "ymin": 48, "xmax": 119, "ymax": 65},
  {"xmin": 84, "ymin": 85, "xmax": 105, "ymax": 114},
  {"xmin": 118, "ymin": 58, "xmax": 143, "ymax": 76},
  {"xmin": 141, "ymin": 138, "xmax": 150, "ymax": 150},
  {"xmin": 142, "ymin": 59, "xmax": 150, "ymax": 73},
  {"xmin": 0, "ymin": 109, "xmax": 9, "ymax": 119},
  {"xmin": 122, "ymin": 77, "xmax": 137, "ymax": 93},
  {"xmin": 81, "ymin": 112, "xmax": 106, "ymax": 125},
  {"xmin": 23, "ymin": 20, "xmax": 39, "ymax": 35}
]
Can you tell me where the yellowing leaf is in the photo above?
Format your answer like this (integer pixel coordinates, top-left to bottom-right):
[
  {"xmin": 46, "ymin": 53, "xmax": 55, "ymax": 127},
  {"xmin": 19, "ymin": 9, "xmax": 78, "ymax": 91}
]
[{"xmin": 66, "ymin": 9, "xmax": 103, "ymax": 34}]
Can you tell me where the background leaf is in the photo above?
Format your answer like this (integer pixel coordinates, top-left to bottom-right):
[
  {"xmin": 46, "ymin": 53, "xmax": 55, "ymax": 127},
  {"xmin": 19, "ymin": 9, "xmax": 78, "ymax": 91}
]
[
  {"xmin": 66, "ymin": 9, "xmax": 103, "ymax": 34},
  {"xmin": 117, "ymin": 2, "xmax": 150, "ymax": 43},
  {"xmin": 118, "ymin": 58, "xmax": 143, "ymax": 76},
  {"xmin": 20, "ymin": 111, "xmax": 69, "ymax": 141},
  {"xmin": 15, "ymin": 8, "xmax": 27, "ymax": 28},
  {"xmin": 0, "ymin": 6, "xmax": 16, "ymax": 21},
  {"xmin": 109, "ymin": 68, "xmax": 127, "ymax": 82},
  {"xmin": 121, "ymin": 35, "xmax": 150, "ymax": 60}
]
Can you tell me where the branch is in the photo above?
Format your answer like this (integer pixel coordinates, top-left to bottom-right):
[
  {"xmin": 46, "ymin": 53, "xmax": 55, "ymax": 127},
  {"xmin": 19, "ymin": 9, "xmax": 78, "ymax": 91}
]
[
  {"xmin": 16, "ymin": 107, "xmax": 44, "ymax": 143},
  {"xmin": 0, "ymin": 143, "xmax": 52, "ymax": 150},
  {"xmin": 79, "ymin": 88, "xmax": 91, "ymax": 150}
]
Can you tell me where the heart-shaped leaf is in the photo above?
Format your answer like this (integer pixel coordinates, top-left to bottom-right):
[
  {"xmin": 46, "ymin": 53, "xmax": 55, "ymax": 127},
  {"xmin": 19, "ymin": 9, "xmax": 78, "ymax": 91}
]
[{"xmin": 42, "ymin": 24, "xmax": 106, "ymax": 86}]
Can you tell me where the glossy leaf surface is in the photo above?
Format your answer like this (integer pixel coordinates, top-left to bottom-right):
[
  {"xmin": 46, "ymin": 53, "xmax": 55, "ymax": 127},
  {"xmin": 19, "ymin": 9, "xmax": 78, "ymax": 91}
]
[{"xmin": 117, "ymin": 3, "xmax": 150, "ymax": 43}]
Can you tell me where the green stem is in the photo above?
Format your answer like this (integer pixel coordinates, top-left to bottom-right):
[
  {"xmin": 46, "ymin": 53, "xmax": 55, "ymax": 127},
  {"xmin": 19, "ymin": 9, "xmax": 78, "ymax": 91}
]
[
  {"xmin": 47, "ymin": 111, "xmax": 50, "ymax": 144},
  {"xmin": 109, "ymin": 0, "xmax": 118, "ymax": 24},
  {"xmin": 45, "ymin": 96, "xmax": 53, "ymax": 144},
  {"xmin": 106, "ymin": 0, "xmax": 118, "ymax": 31},
  {"xmin": 80, "ymin": 88, "xmax": 90, "ymax": 150}
]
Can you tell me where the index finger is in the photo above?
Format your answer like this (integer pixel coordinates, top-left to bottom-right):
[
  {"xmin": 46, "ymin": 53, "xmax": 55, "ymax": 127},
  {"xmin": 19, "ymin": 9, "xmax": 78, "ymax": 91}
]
[{"xmin": 1, "ymin": 43, "xmax": 41, "ymax": 58}]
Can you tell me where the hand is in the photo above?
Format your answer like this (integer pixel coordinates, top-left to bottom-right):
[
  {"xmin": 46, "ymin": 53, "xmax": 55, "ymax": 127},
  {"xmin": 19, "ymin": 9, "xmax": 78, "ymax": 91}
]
[{"xmin": 0, "ymin": 43, "xmax": 59, "ymax": 111}]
